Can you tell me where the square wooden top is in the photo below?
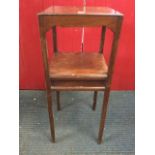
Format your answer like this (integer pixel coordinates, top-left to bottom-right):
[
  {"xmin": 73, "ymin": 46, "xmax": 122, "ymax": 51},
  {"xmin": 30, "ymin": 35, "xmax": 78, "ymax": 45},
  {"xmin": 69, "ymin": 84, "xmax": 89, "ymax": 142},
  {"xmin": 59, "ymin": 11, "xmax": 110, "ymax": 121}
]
[
  {"xmin": 49, "ymin": 52, "xmax": 108, "ymax": 80},
  {"xmin": 38, "ymin": 6, "xmax": 123, "ymax": 16}
]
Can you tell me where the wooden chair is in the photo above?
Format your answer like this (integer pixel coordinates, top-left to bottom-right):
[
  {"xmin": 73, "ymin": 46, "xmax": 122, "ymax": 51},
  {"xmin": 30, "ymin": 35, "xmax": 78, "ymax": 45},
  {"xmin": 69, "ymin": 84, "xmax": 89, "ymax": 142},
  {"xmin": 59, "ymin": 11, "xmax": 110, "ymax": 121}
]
[{"xmin": 38, "ymin": 6, "xmax": 123, "ymax": 144}]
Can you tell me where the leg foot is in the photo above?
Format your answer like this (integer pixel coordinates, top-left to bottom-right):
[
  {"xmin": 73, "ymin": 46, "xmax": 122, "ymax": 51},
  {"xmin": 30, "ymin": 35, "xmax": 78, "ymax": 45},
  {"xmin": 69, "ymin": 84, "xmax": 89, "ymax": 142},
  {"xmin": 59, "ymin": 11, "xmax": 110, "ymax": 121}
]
[
  {"xmin": 47, "ymin": 90, "xmax": 55, "ymax": 142},
  {"xmin": 98, "ymin": 88, "xmax": 110, "ymax": 144}
]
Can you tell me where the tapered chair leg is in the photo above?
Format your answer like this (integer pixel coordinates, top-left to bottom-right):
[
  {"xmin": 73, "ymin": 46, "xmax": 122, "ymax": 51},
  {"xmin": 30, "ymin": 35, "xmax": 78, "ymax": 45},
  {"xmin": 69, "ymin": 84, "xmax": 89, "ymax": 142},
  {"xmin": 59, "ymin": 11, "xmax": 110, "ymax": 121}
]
[
  {"xmin": 98, "ymin": 88, "xmax": 110, "ymax": 144},
  {"xmin": 47, "ymin": 90, "xmax": 55, "ymax": 142},
  {"xmin": 92, "ymin": 91, "xmax": 98, "ymax": 111},
  {"xmin": 56, "ymin": 91, "xmax": 61, "ymax": 111}
]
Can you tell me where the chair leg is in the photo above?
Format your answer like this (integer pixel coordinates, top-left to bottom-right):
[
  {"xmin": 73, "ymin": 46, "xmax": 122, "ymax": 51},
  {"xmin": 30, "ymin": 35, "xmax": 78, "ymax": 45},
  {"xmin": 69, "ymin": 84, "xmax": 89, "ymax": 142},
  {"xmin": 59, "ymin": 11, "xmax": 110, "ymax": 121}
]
[
  {"xmin": 92, "ymin": 91, "xmax": 97, "ymax": 111},
  {"xmin": 47, "ymin": 90, "xmax": 55, "ymax": 142},
  {"xmin": 98, "ymin": 88, "xmax": 110, "ymax": 144},
  {"xmin": 56, "ymin": 91, "xmax": 61, "ymax": 111}
]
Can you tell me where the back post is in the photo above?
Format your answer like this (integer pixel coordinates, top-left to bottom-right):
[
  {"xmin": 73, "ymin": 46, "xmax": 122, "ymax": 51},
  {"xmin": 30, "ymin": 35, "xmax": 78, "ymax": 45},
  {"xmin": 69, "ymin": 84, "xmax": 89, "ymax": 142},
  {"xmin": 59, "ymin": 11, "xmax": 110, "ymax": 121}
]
[
  {"xmin": 99, "ymin": 26, "xmax": 106, "ymax": 53},
  {"xmin": 52, "ymin": 26, "xmax": 58, "ymax": 53}
]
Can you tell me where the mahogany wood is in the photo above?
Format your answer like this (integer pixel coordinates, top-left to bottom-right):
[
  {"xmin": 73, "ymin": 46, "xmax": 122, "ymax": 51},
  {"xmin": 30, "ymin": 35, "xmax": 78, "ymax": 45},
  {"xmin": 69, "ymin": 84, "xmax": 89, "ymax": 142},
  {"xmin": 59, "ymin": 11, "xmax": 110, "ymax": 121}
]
[
  {"xmin": 56, "ymin": 91, "xmax": 61, "ymax": 111},
  {"xmin": 47, "ymin": 90, "xmax": 55, "ymax": 142},
  {"xmin": 38, "ymin": 6, "xmax": 123, "ymax": 144},
  {"xmin": 99, "ymin": 26, "xmax": 106, "ymax": 53},
  {"xmin": 51, "ymin": 80, "xmax": 106, "ymax": 87},
  {"xmin": 92, "ymin": 91, "xmax": 98, "ymax": 110},
  {"xmin": 51, "ymin": 86, "xmax": 105, "ymax": 91},
  {"xmin": 49, "ymin": 52, "xmax": 108, "ymax": 80},
  {"xmin": 52, "ymin": 26, "xmax": 58, "ymax": 53},
  {"xmin": 98, "ymin": 87, "xmax": 110, "ymax": 144}
]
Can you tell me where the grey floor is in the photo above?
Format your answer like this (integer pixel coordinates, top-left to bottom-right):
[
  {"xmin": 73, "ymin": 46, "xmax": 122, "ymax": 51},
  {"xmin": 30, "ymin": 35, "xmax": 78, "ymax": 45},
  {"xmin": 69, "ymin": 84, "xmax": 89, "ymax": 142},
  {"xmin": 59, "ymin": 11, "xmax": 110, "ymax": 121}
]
[{"xmin": 19, "ymin": 91, "xmax": 135, "ymax": 155}]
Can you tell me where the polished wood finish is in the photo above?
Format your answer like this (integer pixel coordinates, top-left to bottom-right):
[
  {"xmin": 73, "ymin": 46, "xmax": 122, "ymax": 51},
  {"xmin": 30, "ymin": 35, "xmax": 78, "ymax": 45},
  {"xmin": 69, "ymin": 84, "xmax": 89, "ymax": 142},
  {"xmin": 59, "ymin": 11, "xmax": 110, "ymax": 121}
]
[
  {"xmin": 38, "ymin": 6, "xmax": 123, "ymax": 144},
  {"xmin": 99, "ymin": 26, "xmax": 106, "ymax": 53},
  {"xmin": 92, "ymin": 91, "xmax": 98, "ymax": 110},
  {"xmin": 49, "ymin": 52, "xmax": 108, "ymax": 80},
  {"xmin": 98, "ymin": 87, "xmax": 110, "ymax": 144},
  {"xmin": 47, "ymin": 90, "xmax": 55, "ymax": 142},
  {"xmin": 56, "ymin": 91, "xmax": 61, "ymax": 111},
  {"xmin": 38, "ymin": 6, "xmax": 122, "ymax": 15},
  {"xmin": 52, "ymin": 26, "xmax": 58, "ymax": 53},
  {"xmin": 38, "ymin": 6, "xmax": 122, "ymax": 33},
  {"xmin": 51, "ymin": 86, "xmax": 106, "ymax": 91},
  {"xmin": 51, "ymin": 80, "xmax": 106, "ymax": 88}
]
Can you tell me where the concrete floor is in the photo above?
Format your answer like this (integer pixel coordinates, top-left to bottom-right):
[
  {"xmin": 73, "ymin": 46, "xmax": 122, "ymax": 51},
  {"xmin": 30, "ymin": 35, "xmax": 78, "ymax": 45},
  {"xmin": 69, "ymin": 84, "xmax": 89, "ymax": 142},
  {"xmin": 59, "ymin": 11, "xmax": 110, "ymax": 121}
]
[{"xmin": 19, "ymin": 91, "xmax": 135, "ymax": 155}]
